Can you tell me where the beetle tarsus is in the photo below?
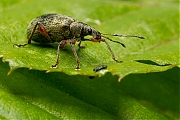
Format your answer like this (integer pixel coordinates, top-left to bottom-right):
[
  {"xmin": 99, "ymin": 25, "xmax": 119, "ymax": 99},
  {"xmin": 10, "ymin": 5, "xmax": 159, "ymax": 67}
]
[
  {"xmin": 113, "ymin": 58, "xmax": 123, "ymax": 63},
  {"xmin": 51, "ymin": 64, "xmax": 58, "ymax": 68},
  {"xmin": 75, "ymin": 65, "xmax": 81, "ymax": 70}
]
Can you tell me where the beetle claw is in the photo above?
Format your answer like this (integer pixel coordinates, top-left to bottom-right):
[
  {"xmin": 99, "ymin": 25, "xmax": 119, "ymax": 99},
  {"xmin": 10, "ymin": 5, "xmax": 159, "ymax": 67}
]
[
  {"xmin": 51, "ymin": 64, "xmax": 57, "ymax": 68},
  {"xmin": 75, "ymin": 67, "xmax": 81, "ymax": 70}
]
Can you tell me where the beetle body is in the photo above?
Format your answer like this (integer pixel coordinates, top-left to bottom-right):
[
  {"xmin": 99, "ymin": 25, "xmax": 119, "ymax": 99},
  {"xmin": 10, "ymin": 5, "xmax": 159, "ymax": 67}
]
[
  {"xmin": 14, "ymin": 13, "xmax": 144, "ymax": 70},
  {"xmin": 27, "ymin": 14, "xmax": 101, "ymax": 44}
]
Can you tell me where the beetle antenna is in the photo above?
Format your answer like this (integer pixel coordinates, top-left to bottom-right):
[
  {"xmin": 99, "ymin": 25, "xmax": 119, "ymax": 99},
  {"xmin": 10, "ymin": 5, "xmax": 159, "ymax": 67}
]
[
  {"xmin": 102, "ymin": 33, "xmax": 145, "ymax": 39},
  {"xmin": 101, "ymin": 35, "xmax": 126, "ymax": 48}
]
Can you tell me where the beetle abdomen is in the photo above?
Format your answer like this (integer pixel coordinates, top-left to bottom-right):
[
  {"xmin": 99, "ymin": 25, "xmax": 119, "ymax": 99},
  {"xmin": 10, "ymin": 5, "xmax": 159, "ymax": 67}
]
[{"xmin": 27, "ymin": 14, "xmax": 77, "ymax": 43}]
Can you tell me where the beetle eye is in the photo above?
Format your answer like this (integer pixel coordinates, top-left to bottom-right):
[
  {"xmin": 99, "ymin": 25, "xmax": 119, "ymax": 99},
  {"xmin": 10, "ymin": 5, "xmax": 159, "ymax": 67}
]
[{"xmin": 96, "ymin": 32, "xmax": 101, "ymax": 39}]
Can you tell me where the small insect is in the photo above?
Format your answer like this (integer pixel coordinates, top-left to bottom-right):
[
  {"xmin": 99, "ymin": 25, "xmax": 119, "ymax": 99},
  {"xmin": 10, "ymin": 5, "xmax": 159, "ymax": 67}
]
[
  {"xmin": 93, "ymin": 65, "xmax": 107, "ymax": 72},
  {"xmin": 14, "ymin": 13, "xmax": 145, "ymax": 70},
  {"xmin": 88, "ymin": 76, "xmax": 95, "ymax": 79}
]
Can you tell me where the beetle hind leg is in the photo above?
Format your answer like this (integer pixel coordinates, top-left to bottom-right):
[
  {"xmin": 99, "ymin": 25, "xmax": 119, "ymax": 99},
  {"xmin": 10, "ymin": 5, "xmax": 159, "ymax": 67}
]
[
  {"xmin": 35, "ymin": 22, "xmax": 54, "ymax": 43},
  {"xmin": 13, "ymin": 22, "xmax": 53, "ymax": 48}
]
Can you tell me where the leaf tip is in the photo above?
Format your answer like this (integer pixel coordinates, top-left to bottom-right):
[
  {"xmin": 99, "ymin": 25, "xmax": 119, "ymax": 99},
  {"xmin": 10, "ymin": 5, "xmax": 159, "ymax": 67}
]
[
  {"xmin": 7, "ymin": 69, "xmax": 13, "ymax": 76},
  {"xmin": 118, "ymin": 77, "xmax": 123, "ymax": 82}
]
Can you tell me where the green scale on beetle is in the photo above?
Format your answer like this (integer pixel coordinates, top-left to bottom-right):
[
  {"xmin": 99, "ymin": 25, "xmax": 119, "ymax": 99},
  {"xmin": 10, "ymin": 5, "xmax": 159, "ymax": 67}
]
[{"xmin": 14, "ymin": 13, "xmax": 145, "ymax": 70}]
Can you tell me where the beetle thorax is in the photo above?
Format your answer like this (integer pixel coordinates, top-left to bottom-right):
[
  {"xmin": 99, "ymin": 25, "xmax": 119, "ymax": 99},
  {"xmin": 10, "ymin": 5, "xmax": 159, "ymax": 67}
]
[{"xmin": 70, "ymin": 22, "xmax": 101, "ymax": 39}]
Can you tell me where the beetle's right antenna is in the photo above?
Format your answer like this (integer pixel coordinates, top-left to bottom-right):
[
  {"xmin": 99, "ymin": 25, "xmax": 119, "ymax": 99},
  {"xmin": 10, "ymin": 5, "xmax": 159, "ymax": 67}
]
[{"xmin": 102, "ymin": 33, "xmax": 145, "ymax": 39}]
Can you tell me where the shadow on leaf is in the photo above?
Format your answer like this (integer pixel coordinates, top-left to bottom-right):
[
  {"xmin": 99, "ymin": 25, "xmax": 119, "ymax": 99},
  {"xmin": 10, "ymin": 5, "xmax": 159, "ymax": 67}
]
[{"xmin": 136, "ymin": 60, "xmax": 171, "ymax": 66}]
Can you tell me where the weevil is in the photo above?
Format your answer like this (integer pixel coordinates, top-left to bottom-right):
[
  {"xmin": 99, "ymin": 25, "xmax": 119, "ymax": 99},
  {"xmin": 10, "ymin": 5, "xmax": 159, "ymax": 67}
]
[
  {"xmin": 14, "ymin": 13, "xmax": 145, "ymax": 70},
  {"xmin": 93, "ymin": 65, "xmax": 107, "ymax": 72}
]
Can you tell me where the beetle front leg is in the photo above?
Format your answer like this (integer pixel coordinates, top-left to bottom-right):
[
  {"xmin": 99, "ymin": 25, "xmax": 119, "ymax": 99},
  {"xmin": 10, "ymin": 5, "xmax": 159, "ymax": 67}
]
[
  {"xmin": 89, "ymin": 38, "xmax": 122, "ymax": 63},
  {"xmin": 69, "ymin": 39, "xmax": 81, "ymax": 70},
  {"xmin": 52, "ymin": 40, "xmax": 68, "ymax": 68}
]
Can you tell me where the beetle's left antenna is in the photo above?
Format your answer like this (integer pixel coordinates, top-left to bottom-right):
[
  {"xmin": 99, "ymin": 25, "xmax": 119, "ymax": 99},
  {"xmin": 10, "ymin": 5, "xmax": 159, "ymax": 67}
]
[
  {"xmin": 101, "ymin": 33, "xmax": 145, "ymax": 48},
  {"xmin": 101, "ymin": 35, "xmax": 126, "ymax": 48}
]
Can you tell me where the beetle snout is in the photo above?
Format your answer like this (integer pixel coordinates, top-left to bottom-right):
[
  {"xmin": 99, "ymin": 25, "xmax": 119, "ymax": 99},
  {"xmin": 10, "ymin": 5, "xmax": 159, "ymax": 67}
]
[{"xmin": 89, "ymin": 38, "xmax": 104, "ymax": 43}]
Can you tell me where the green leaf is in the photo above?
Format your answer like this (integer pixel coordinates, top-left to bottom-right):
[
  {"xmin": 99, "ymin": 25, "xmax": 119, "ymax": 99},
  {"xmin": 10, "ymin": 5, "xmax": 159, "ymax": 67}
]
[
  {"xmin": 0, "ymin": 0, "xmax": 178, "ymax": 78},
  {"xmin": 0, "ymin": 59, "xmax": 179, "ymax": 119},
  {"xmin": 0, "ymin": 58, "xmax": 179, "ymax": 119},
  {"xmin": 0, "ymin": 0, "xmax": 179, "ymax": 119}
]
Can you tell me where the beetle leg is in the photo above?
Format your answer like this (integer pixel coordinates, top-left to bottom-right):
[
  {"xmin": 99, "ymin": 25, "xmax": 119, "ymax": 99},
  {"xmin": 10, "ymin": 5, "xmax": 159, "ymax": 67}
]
[
  {"xmin": 37, "ymin": 22, "xmax": 53, "ymax": 42},
  {"xmin": 89, "ymin": 38, "xmax": 122, "ymax": 63},
  {"xmin": 78, "ymin": 41, "xmax": 82, "ymax": 47},
  {"xmin": 28, "ymin": 22, "xmax": 53, "ymax": 44},
  {"xmin": 69, "ymin": 39, "xmax": 81, "ymax": 70},
  {"xmin": 52, "ymin": 40, "xmax": 68, "ymax": 68},
  {"xmin": 78, "ymin": 40, "xmax": 87, "ymax": 48},
  {"xmin": 102, "ymin": 39, "xmax": 122, "ymax": 63},
  {"xmin": 77, "ymin": 36, "xmax": 87, "ymax": 48},
  {"xmin": 13, "ymin": 22, "xmax": 53, "ymax": 48},
  {"xmin": 70, "ymin": 39, "xmax": 76, "ymax": 44}
]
